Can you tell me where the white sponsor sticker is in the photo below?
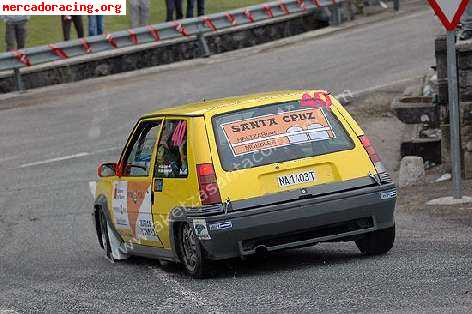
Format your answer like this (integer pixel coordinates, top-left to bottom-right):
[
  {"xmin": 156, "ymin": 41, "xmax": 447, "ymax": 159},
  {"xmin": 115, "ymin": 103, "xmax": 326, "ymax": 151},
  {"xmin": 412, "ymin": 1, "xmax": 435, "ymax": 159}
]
[
  {"xmin": 112, "ymin": 181, "xmax": 130, "ymax": 229},
  {"xmin": 193, "ymin": 219, "xmax": 211, "ymax": 240},
  {"xmin": 380, "ymin": 190, "xmax": 397, "ymax": 200},
  {"xmin": 89, "ymin": 181, "xmax": 97, "ymax": 199},
  {"xmin": 209, "ymin": 221, "xmax": 233, "ymax": 231}
]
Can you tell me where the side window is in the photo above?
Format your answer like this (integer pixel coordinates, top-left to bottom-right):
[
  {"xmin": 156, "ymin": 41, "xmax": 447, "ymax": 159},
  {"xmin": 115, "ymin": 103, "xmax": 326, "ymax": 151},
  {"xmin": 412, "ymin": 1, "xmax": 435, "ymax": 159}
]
[
  {"xmin": 154, "ymin": 120, "xmax": 188, "ymax": 178},
  {"xmin": 123, "ymin": 121, "xmax": 162, "ymax": 177}
]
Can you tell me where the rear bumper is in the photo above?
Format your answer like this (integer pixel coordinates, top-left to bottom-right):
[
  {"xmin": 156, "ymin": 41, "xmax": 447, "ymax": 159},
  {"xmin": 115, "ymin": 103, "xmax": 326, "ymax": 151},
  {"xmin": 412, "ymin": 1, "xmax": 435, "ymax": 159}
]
[{"xmin": 187, "ymin": 182, "xmax": 396, "ymax": 260}]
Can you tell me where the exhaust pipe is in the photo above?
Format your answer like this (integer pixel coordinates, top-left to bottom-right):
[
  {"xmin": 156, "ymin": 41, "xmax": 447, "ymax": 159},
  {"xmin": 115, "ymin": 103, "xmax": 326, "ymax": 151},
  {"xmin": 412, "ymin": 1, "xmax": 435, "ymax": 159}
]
[{"xmin": 254, "ymin": 245, "xmax": 268, "ymax": 255}]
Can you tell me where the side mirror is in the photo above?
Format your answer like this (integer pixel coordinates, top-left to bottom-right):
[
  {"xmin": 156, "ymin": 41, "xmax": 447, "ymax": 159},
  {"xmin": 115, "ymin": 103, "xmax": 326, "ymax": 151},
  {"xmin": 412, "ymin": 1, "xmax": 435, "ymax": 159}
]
[{"xmin": 97, "ymin": 163, "xmax": 117, "ymax": 177}]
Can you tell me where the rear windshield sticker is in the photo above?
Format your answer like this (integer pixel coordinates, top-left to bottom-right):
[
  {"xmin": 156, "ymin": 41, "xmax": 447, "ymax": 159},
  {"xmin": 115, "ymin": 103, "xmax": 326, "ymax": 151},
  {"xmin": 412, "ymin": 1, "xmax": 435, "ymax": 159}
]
[
  {"xmin": 221, "ymin": 108, "xmax": 336, "ymax": 157},
  {"xmin": 171, "ymin": 120, "xmax": 187, "ymax": 146},
  {"xmin": 300, "ymin": 92, "xmax": 332, "ymax": 110}
]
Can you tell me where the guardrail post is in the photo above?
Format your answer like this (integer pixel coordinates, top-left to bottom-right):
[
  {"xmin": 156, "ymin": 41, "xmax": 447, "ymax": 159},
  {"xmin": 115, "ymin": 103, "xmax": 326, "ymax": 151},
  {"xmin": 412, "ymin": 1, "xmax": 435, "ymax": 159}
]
[
  {"xmin": 198, "ymin": 34, "xmax": 211, "ymax": 58},
  {"xmin": 330, "ymin": 4, "xmax": 342, "ymax": 26},
  {"xmin": 13, "ymin": 68, "xmax": 25, "ymax": 92},
  {"xmin": 343, "ymin": 1, "xmax": 353, "ymax": 21},
  {"xmin": 393, "ymin": 0, "xmax": 400, "ymax": 12}
]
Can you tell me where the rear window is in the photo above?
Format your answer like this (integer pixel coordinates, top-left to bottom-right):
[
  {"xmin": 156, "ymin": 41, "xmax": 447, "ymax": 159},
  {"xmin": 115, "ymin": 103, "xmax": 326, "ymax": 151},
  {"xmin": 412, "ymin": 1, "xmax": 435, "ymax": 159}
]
[{"xmin": 212, "ymin": 101, "xmax": 354, "ymax": 171}]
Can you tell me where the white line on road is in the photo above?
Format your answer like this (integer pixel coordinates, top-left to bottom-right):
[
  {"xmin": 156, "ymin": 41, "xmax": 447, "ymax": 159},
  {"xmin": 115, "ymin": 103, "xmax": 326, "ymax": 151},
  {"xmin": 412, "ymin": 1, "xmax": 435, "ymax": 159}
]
[
  {"xmin": 335, "ymin": 76, "xmax": 423, "ymax": 102},
  {"xmin": 148, "ymin": 266, "xmax": 212, "ymax": 309},
  {"xmin": 17, "ymin": 147, "xmax": 119, "ymax": 169},
  {"xmin": 0, "ymin": 155, "xmax": 20, "ymax": 165},
  {"xmin": 19, "ymin": 152, "xmax": 90, "ymax": 168},
  {"xmin": 16, "ymin": 75, "xmax": 418, "ymax": 170},
  {"xmin": 89, "ymin": 181, "xmax": 97, "ymax": 199}
]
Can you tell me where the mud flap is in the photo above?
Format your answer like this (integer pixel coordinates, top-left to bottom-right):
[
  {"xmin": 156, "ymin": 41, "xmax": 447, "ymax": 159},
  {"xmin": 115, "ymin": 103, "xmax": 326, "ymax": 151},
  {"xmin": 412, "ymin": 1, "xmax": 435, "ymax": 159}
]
[{"xmin": 107, "ymin": 224, "xmax": 129, "ymax": 261}]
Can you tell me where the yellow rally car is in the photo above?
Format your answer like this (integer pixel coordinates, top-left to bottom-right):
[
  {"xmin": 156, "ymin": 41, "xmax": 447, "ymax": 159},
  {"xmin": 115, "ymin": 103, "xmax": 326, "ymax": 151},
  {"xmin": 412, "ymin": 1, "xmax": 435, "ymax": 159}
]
[{"xmin": 93, "ymin": 90, "xmax": 396, "ymax": 277}]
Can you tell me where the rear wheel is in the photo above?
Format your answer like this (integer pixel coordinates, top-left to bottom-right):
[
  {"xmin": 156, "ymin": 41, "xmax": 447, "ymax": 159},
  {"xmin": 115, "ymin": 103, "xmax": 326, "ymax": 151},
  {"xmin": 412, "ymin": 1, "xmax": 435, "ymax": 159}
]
[
  {"xmin": 356, "ymin": 225, "xmax": 395, "ymax": 255},
  {"xmin": 178, "ymin": 223, "xmax": 208, "ymax": 278},
  {"xmin": 98, "ymin": 210, "xmax": 114, "ymax": 263}
]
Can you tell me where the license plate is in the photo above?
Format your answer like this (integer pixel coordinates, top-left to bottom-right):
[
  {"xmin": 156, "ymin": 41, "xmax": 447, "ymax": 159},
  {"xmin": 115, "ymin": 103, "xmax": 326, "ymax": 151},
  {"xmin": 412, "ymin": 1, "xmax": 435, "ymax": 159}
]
[{"xmin": 278, "ymin": 171, "xmax": 316, "ymax": 187}]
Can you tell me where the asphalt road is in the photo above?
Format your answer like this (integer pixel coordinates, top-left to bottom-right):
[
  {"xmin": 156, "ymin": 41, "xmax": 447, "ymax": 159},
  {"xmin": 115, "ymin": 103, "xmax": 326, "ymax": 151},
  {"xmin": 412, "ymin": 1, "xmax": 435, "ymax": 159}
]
[{"xmin": 2, "ymin": 4, "xmax": 472, "ymax": 313}]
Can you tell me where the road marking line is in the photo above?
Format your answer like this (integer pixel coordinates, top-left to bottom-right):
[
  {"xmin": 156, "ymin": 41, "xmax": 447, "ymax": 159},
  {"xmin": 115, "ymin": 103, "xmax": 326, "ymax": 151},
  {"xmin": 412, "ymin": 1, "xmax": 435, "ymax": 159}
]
[
  {"xmin": 148, "ymin": 266, "xmax": 211, "ymax": 309},
  {"xmin": 17, "ymin": 146, "xmax": 119, "ymax": 169},
  {"xmin": 335, "ymin": 76, "xmax": 423, "ymax": 104},
  {"xmin": 89, "ymin": 181, "xmax": 97, "ymax": 199},
  {"xmin": 94, "ymin": 147, "xmax": 120, "ymax": 154},
  {"xmin": 0, "ymin": 155, "xmax": 19, "ymax": 165},
  {"xmin": 16, "ymin": 75, "xmax": 416, "ymax": 170},
  {"xmin": 19, "ymin": 152, "xmax": 90, "ymax": 168}
]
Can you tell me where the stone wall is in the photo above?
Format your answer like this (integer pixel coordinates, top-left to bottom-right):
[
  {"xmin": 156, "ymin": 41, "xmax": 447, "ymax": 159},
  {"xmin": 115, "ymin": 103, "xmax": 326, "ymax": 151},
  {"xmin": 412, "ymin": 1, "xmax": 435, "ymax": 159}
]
[
  {"xmin": 0, "ymin": 12, "xmax": 328, "ymax": 94},
  {"xmin": 435, "ymin": 36, "xmax": 472, "ymax": 178}
]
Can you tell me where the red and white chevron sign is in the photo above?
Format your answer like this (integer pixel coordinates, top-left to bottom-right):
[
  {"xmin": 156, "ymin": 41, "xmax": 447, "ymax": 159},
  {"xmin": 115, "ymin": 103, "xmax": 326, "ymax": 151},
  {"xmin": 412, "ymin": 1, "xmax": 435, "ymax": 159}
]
[{"xmin": 427, "ymin": 0, "xmax": 470, "ymax": 30}]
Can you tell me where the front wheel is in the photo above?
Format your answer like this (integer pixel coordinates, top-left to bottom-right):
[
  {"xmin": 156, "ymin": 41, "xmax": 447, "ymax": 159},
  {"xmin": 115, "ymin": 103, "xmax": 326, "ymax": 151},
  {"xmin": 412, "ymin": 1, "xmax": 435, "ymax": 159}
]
[
  {"xmin": 356, "ymin": 225, "xmax": 395, "ymax": 256},
  {"xmin": 178, "ymin": 223, "xmax": 209, "ymax": 278}
]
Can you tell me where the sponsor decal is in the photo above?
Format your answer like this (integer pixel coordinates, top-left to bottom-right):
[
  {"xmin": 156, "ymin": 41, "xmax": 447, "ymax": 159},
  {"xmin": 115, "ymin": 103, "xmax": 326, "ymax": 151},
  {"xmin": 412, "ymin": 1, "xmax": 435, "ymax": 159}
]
[
  {"xmin": 112, "ymin": 181, "xmax": 162, "ymax": 244},
  {"xmin": 129, "ymin": 184, "xmax": 161, "ymax": 243},
  {"xmin": 300, "ymin": 91, "xmax": 332, "ymax": 111},
  {"xmin": 208, "ymin": 221, "xmax": 233, "ymax": 231},
  {"xmin": 193, "ymin": 219, "xmax": 211, "ymax": 240},
  {"xmin": 112, "ymin": 181, "xmax": 130, "ymax": 229},
  {"xmin": 221, "ymin": 108, "xmax": 336, "ymax": 157},
  {"xmin": 380, "ymin": 190, "xmax": 397, "ymax": 200}
]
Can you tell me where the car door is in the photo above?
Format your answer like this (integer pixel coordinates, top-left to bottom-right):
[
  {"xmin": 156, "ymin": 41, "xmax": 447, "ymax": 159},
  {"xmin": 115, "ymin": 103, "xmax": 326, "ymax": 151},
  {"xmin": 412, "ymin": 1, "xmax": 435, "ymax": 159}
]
[
  {"xmin": 151, "ymin": 117, "xmax": 200, "ymax": 249},
  {"xmin": 111, "ymin": 118, "xmax": 165, "ymax": 247}
]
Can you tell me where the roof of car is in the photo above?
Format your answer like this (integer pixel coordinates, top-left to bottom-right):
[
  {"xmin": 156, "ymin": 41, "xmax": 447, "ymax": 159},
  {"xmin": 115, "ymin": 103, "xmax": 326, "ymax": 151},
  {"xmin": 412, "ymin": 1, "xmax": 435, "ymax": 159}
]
[{"xmin": 143, "ymin": 90, "xmax": 317, "ymax": 118}]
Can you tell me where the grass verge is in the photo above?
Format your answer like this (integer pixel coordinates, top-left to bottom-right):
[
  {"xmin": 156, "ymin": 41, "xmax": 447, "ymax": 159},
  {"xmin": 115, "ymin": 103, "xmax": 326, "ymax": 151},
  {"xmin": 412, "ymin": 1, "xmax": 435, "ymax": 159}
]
[{"xmin": 0, "ymin": 0, "xmax": 268, "ymax": 51}]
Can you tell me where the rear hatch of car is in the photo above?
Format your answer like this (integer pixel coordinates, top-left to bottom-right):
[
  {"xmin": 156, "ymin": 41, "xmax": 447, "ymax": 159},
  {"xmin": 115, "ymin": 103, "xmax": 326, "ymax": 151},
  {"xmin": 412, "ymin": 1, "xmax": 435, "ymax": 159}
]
[{"xmin": 205, "ymin": 94, "xmax": 377, "ymax": 204}]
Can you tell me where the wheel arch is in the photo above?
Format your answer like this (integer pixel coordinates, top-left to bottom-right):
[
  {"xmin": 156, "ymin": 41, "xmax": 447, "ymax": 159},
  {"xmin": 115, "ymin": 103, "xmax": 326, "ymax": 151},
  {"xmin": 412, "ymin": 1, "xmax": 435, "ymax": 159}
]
[
  {"xmin": 168, "ymin": 207, "xmax": 191, "ymax": 264},
  {"xmin": 94, "ymin": 194, "xmax": 124, "ymax": 248}
]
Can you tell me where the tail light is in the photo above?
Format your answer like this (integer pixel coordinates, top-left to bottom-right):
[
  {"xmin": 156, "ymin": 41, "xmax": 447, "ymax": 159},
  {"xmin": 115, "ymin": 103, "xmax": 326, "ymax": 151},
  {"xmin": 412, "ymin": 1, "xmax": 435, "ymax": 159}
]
[
  {"xmin": 358, "ymin": 135, "xmax": 387, "ymax": 175},
  {"xmin": 196, "ymin": 163, "xmax": 222, "ymax": 205}
]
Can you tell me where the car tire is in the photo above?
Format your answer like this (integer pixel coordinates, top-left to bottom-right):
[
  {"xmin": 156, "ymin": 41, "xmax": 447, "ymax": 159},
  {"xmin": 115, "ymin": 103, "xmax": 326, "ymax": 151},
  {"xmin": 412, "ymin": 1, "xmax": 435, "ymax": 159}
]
[
  {"xmin": 356, "ymin": 225, "xmax": 395, "ymax": 256},
  {"xmin": 178, "ymin": 223, "xmax": 209, "ymax": 278},
  {"xmin": 98, "ymin": 209, "xmax": 115, "ymax": 263}
]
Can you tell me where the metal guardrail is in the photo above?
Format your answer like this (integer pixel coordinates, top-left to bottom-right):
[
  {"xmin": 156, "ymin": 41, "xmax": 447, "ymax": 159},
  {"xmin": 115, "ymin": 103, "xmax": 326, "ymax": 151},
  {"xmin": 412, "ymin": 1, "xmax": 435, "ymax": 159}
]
[{"xmin": 0, "ymin": 0, "xmax": 399, "ymax": 91}]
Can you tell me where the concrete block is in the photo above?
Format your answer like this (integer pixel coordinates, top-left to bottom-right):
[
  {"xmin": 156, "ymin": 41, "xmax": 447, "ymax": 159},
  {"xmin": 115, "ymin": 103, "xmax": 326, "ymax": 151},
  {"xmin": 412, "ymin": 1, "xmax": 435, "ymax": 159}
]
[
  {"xmin": 399, "ymin": 156, "xmax": 425, "ymax": 188},
  {"xmin": 401, "ymin": 139, "xmax": 441, "ymax": 165},
  {"xmin": 391, "ymin": 96, "xmax": 438, "ymax": 126},
  {"xmin": 400, "ymin": 124, "xmax": 441, "ymax": 165},
  {"xmin": 402, "ymin": 84, "xmax": 423, "ymax": 97}
]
